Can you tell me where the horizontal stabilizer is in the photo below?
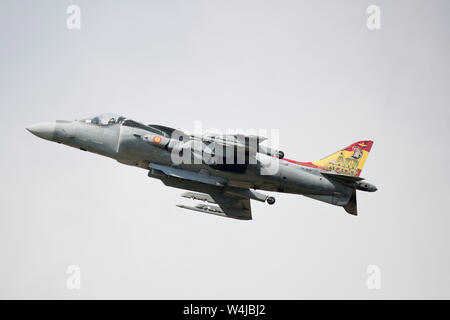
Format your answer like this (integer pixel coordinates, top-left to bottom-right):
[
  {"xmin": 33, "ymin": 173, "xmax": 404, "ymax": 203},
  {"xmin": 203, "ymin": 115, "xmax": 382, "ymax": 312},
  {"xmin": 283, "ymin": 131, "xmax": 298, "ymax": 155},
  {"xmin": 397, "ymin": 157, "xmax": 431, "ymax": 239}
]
[{"xmin": 321, "ymin": 171, "xmax": 364, "ymax": 184}]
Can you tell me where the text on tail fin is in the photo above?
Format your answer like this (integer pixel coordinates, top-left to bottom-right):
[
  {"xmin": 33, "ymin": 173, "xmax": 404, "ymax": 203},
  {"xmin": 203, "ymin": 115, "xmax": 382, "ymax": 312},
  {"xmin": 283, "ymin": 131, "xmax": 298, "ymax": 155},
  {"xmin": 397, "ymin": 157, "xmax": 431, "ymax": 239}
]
[{"xmin": 312, "ymin": 140, "xmax": 373, "ymax": 176}]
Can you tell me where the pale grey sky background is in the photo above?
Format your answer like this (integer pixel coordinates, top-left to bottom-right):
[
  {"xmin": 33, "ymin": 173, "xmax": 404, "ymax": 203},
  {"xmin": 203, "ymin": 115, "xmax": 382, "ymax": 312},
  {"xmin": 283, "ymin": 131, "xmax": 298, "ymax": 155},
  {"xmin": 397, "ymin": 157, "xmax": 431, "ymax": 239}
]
[{"xmin": 0, "ymin": 0, "xmax": 449, "ymax": 299}]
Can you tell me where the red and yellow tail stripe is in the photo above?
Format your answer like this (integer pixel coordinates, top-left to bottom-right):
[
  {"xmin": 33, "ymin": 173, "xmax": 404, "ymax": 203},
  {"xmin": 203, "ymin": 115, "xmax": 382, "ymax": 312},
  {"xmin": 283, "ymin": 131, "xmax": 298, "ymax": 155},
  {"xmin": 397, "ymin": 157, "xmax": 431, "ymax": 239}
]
[{"xmin": 283, "ymin": 140, "xmax": 373, "ymax": 177}]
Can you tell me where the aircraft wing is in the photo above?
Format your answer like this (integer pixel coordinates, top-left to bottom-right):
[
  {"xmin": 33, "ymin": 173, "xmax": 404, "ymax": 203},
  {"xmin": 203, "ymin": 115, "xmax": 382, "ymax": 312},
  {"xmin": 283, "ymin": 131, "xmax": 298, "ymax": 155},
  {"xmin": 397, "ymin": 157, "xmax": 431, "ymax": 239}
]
[
  {"xmin": 149, "ymin": 163, "xmax": 227, "ymax": 186},
  {"xmin": 148, "ymin": 163, "xmax": 254, "ymax": 220},
  {"xmin": 177, "ymin": 191, "xmax": 252, "ymax": 220}
]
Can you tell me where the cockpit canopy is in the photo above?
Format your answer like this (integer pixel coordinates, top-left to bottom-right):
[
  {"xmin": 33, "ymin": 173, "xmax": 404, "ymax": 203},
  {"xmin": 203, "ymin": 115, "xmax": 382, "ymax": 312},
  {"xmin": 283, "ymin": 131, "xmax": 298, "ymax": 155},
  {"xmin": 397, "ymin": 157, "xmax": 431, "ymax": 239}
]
[
  {"xmin": 79, "ymin": 113, "xmax": 178, "ymax": 138},
  {"xmin": 81, "ymin": 113, "xmax": 126, "ymax": 126}
]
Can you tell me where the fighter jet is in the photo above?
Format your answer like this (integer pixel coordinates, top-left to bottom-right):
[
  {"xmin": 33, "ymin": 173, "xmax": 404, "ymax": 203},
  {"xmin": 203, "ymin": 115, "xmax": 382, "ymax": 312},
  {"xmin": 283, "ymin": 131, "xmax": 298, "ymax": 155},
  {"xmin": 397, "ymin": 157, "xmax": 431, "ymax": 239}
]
[{"xmin": 26, "ymin": 113, "xmax": 377, "ymax": 220}]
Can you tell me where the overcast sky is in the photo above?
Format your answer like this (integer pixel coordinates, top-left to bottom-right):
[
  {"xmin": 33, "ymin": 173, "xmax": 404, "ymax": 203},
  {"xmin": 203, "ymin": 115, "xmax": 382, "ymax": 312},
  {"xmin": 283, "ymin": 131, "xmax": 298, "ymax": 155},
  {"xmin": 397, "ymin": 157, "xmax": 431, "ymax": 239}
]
[{"xmin": 1, "ymin": 0, "xmax": 449, "ymax": 299}]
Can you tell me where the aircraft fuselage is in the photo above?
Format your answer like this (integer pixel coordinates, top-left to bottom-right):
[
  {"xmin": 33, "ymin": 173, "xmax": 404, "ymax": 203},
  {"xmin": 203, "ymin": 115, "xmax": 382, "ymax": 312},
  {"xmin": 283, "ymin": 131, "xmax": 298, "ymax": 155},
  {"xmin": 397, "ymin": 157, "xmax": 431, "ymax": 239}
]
[{"xmin": 27, "ymin": 115, "xmax": 376, "ymax": 216}]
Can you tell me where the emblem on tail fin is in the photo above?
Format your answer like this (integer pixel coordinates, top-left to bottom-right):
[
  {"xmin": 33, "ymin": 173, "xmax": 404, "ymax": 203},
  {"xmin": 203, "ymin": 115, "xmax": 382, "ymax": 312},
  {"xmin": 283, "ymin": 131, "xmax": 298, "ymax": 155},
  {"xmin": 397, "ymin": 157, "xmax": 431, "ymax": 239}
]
[
  {"xmin": 313, "ymin": 140, "xmax": 373, "ymax": 176},
  {"xmin": 283, "ymin": 140, "xmax": 374, "ymax": 177}
]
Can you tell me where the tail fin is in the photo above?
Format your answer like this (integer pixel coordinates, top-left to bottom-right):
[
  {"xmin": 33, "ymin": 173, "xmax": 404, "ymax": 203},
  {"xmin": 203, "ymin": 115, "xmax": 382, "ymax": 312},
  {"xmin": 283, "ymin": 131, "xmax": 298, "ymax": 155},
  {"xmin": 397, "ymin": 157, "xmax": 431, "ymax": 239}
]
[{"xmin": 311, "ymin": 140, "xmax": 373, "ymax": 177}]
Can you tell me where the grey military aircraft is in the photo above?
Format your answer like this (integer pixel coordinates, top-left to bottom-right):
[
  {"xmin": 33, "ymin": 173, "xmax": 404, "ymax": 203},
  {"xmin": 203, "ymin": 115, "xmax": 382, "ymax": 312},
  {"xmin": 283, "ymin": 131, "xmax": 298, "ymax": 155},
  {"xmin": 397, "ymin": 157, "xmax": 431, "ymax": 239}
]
[{"xmin": 27, "ymin": 113, "xmax": 377, "ymax": 220}]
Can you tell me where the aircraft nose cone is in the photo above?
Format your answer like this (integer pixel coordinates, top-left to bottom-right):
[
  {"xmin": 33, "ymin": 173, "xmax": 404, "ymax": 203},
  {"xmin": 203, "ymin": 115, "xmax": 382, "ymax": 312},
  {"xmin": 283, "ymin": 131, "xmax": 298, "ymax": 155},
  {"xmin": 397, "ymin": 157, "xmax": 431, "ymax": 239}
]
[{"xmin": 26, "ymin": 122, "xmax": 56, "ymax": 141}]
